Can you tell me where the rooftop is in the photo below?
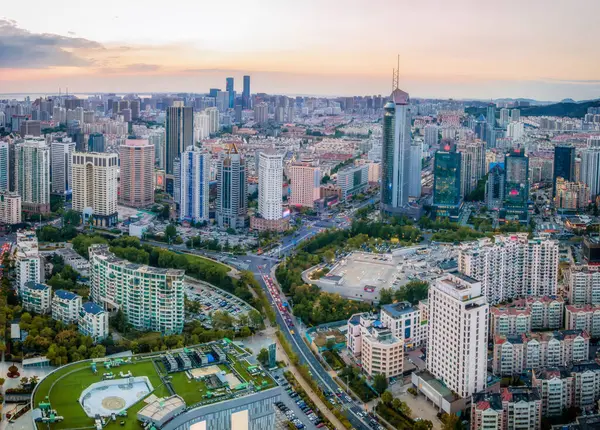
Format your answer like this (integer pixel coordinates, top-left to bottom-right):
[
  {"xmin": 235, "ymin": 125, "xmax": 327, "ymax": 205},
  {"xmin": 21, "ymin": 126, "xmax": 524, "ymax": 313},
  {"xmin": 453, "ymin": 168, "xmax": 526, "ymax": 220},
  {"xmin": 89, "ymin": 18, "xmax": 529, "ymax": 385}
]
[
  {"xmin": 24, "ymin": 282, "xmax": 49, "ymax": 291},
  {"xmin": 54, "ymin": 289, "xmax": 80, "ymax": 301},
  {"xmin": 381, "ymin": 301, "xmax": 417, "ymax": 318},
  {"xmin": 90, "ymin": 244, "xmax": 184, "ymax": 277},
  {"xmin": 81, "ymin": 301, "xmax": 104, "ymax": 315}
]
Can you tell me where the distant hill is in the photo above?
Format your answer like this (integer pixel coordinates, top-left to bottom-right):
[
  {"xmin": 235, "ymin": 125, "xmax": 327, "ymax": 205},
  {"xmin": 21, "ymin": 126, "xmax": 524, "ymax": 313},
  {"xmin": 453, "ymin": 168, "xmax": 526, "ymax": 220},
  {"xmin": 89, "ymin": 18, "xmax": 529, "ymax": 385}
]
[{"xmin": 519, "ymin": 99, "xmax": 600, "ymax": 118}]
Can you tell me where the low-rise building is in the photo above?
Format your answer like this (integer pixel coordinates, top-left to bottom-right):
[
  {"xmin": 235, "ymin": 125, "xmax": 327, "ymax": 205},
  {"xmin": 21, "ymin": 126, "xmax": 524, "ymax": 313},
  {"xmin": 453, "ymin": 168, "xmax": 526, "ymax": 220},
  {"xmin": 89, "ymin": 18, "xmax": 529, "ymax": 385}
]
[
  {"xmin": 566, "ymin": 304, "xmax": 600, "ymax": 338},
  {"xmin": 471, "ymin": 391, "xmax": 504, "ymax": 430},
  {"xmin": 22, "ymin": 282, "xmax": 51, "ymax": 314},
  {"xmin": 493, "ymin": 330, "xmax": 590, "ymax": 376},
  {"xmin": 380, "ymin": 301, "xmax": 427, "ymax": 349},
  {"xmin": 490, "ymin": 306, "xmax": 531, "ymax": 336},
  {"xmin": 504, "ymin": 296, "xmax": 564, "ymax": 330},
  {"xmin": 52, "ymin": 289, "xmax": 82, "ymax": 325},
  {"xmin": 532, "ymin": 362, "xmax": 600, "ymax": 416},
  {"xmin": 78, "ymin": 302, "xmax": 109, "ymax": 342}
]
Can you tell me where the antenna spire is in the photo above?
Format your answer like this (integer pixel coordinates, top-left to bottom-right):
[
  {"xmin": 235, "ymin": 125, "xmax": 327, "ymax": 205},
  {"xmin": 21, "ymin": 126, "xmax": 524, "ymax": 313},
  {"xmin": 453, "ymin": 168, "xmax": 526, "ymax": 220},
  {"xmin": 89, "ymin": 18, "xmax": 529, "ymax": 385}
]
[{"xmin": 392, "ymin": 54, "xmax": 400, "ymax": 91}]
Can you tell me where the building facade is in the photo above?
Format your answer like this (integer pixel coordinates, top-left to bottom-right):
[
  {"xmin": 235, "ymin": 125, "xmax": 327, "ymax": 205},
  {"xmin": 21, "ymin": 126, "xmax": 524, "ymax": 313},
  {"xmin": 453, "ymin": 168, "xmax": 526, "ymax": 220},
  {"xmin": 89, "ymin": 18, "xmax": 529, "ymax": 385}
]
[
  {"xmin": 502, "ymin": 149, "xmax": 529, "ymax": 224},
  {"xmin": 433, "ymin": 144, "xmax": 462, "ymax": 221},
  {"xmin": 216, "ymin": 144, "xmax": 248, "ymax": 230},
  {"xmin": 568, "ymin": 265, "xmax": 600, "ymax": 305},
  {"xmin": 337, "ymin": 163, "xmax": 369, "ymax": 201},
  {"xmin": 178, "ymin": 147, "xmax": 210, "ymax": 223},
  {"xmin": 22, "ymin": 282, "xmax": 51, "ymax": 314},
  {"xmin": 16, "ymin": 137, "xmax": 50, "ymax": 213},
  {"xmin": 72, "ymin": 152, "xmax": 119, "ymax": 227},
  {"xmin": 565, "ymin": 305, "xmax": 600, "ymax": 338},
  {"xmin": 78, "ymin": 301, "xmax": 109, "ymax": 342},
  {"xmin": 50, "ymin": 139, "xmax": 75, "ymax": 196},
  {"xmin": 0, "ymin": 192, "xmax": 21, "ymax": 225},
  {"xmin": 257, "ymin": 151, "xmax": 283, "ymax": 220},
  {"xmin": 289, "ymin": 160, "xmax": 320, "ymax": 208},
  {"xmin": 15, "ymin": 230, "xmax": 44, "ymax": 295},
  {"xmin": 119, "ymin": 139, "xmax": 155, "ymax": 208},
  {"xmin": 380, "ymin": 301, "xmax": 428, "ymax": 349},
  {"xmin": 427, "ymin": 273, "xmax": 488, "ymax": 398},
  {"xmin": 52, "ymin": 289, "xmax": 83, "ymax": 325}
]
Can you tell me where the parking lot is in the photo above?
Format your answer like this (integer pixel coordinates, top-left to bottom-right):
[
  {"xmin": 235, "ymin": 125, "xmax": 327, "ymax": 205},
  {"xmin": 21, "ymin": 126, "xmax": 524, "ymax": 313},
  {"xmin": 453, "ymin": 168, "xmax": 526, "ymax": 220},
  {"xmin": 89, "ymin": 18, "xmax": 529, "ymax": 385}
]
[{"xmin": 185, "ymin": 280, "xmax": 255, "ymax": 327}]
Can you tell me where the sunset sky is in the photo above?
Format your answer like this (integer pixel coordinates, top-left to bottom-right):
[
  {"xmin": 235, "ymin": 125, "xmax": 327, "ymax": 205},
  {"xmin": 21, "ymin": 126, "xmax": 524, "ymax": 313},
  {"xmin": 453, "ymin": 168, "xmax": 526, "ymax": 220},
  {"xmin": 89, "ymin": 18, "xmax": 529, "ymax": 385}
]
[{"xmin": 1, "ymin": 0, "xmax": 599, "ymax": 100}]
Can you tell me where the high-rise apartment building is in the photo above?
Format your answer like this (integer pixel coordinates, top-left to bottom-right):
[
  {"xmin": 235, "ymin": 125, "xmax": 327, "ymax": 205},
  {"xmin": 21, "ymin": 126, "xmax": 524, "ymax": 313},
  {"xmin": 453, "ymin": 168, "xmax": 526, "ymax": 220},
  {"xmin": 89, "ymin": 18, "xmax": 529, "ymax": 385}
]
[
  {"xmin": 19, "ymin": 120, "xmax": 41, "ymax": 137},
  {"xmin": 72, "ymin": 152, "xmax": 119, "ymax": 227},
  {"xmin": 0, "ymin": 141, "xmax": 11, "ymax": 192},
  {"xmin": 555, "ymin": 177, "xmax": 590, "ymax": 211},
  {"xmin": 90, "ymin": 245, "xmax": 184, "ymax": 335},
  {"xmin": 423, "ymin": 124, "xmax": 439, "ymax": 149},
  {"xmin": 459, "ymin": 234, "xmax": 559, "ymax": 304},
  {"xmin": 216, "ymin": 144, "xmax": 248, "ymax": 230},
  {"xmin": 427, "ymin": 273, "xmax": 488, "ymax": 398},
  {"xmin": 471, "ymin": 387, "xmax": 541, "ymax": 430},
  {"xmin": 50, "ymin": 139, "xmax": 75, "ymax": 196},
  {"xmin": 553, "ymin": 145, "xmax": 576, "ymax": 196},
  {"xmin": 178, "ymin": 146, "xmax": 210, "ymax": 223},
  {"xmin": 408, "ymin": 143, "xmax": 422, "ymax": 198},
  {"xmin": 166, "ymin": 103, "xmax": 193, "ymax": 193},
  {"xmin": 457, "ymin": 140, "xmax": 486, "ymax": 196},
  {"xmin": 242, "ymin": 75, "xmax": 251, "ymax": 109},
  {"xmin": 433, "ymin": 143, "xmax": 462, "ymax": 220},
  {"xmin": 337, "ymin": 163, "xmax": 369, "ymax": 201},
  {"xmin": 16, "ymin": 137, "xmax": 51, "ymax": 213},
  {"xmin": 381, "ymin": 89, "xmax": 411, "ymax": 215},
  {"xmin": 15, "ymin": 230, "xmax": 44, "ymax": 295},
  {"xmin": 254, "ymin": 103, "xmax": 268, "ymax": 124},
  {"xmin": 205, "ymin": 107, "xmax": 219, "ymax": 135},
  {"xmin": 580, "ymin": 148, "xmax": 600, "ymax": 199},
  {"xmin": 119, "ymin": 139, "xmax": 154, "ymax": 208},
  {"xmin": 568, "ymin": 265, "xmax": 600, "ymax": 305},
  {"xmin": 289, "ymin": 160, "xmax": 320, "ymax": 208},
  {"xmin": 499, "ymin": 108, "xmax": 510, "ymax": 127},
  {"xmin": 0, "ymin": 192, "xmax": 22, "ymax": 225},
  {"xmin": 258, "ymin": 151, "xmax": 283, "ymax": 220},
  {"xmin": 502, "ymin": 149, "xmax": 529, "ymax": 224}
]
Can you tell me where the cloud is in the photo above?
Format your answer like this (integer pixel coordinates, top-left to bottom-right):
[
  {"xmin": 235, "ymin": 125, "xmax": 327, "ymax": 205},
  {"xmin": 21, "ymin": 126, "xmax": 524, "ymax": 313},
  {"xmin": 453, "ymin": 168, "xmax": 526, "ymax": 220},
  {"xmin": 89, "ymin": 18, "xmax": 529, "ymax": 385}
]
[{"xmin": 0, "ymin": 19, "xmax": 103, "ymax": 68}]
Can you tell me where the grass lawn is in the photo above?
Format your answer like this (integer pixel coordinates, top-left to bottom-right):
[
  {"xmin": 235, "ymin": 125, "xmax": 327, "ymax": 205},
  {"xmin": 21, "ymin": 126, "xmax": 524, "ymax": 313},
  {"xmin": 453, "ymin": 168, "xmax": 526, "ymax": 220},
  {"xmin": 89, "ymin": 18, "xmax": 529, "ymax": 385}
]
[
  {"xmin": 34, "ymin": 359, "xmax": 167, "ymax": 430},
  {"xmin": 169, "ymin": 372, "xmax": 209, "ymax": 405}
]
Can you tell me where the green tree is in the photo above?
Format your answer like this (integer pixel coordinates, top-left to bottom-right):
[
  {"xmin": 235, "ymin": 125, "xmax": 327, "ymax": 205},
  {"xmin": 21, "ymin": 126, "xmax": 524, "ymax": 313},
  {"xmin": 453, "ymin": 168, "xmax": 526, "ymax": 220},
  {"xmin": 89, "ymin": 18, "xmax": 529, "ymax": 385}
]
[
  {"xmin": 165, "ymin": 224, "xmax": 178, "ymax": 242},
  {"xmin": 379, "ymin": 288, "xmax": 393, "ymax": 305},
  {"xmin": 441, "ymin": 413, "xmax": 463, "ymax": 430},
  {"xmin": 373, "ymin": 373, "xmax": 388, "ymax": 394},
  {"xmin": 414, "ymin": 420, "xmax": 434, "ymax": 430},
  {"xmin": 63, "ymin": 210, "xmax": 81, "ymax": 226},
  {"xmin": 323, "ymin": 250, "xmax": 335, "ymax": 263},
  {"xmin": 248, "ymin": 309, "xmax": 264, "ymax": 328},
  {"xmin": 381, "ymin": 390, "xmax": 393, "ymax": 404},
  {"xmin": 212, "ymin": 310, "xmax": 233, "ymax": 330},
  {"xmin": 257, "ymin": 348, "xmax": 269, "ymax": 365}
]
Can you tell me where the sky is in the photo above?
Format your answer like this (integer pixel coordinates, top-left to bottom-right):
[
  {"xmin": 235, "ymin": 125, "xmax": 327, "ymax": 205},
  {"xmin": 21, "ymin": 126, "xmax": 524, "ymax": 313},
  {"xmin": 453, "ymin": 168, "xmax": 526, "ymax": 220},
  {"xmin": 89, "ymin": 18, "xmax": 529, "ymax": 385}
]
[{"xmin": 1, "ymin": 0, "xmax": 599, "ymax": 101}]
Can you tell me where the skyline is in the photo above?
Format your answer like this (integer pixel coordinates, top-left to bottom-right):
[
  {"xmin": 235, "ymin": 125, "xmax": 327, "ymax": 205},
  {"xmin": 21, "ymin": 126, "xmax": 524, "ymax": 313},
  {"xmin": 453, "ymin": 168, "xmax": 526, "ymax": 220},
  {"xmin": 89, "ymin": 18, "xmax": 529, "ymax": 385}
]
[{"xmin": 1, "ymin": 0, "xmax": 600, "ymax": 100}]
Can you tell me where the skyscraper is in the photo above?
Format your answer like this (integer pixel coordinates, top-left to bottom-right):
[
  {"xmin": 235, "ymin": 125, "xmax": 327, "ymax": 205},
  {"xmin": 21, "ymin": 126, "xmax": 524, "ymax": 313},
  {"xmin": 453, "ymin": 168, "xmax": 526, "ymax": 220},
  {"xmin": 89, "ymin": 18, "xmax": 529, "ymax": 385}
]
[
  {"xmin": 553, "ymin": 145, "xmax": 576, "ymax": 196},
  {"xmin": 485, "ymin": 163, "xmax": 505, "ymax": 210},
  {"xmin": 289, "ymin": 160, "xmax": 321, "ymax": 208},
  {"xmin": 258, "ymin": 151, "xmax": 283, "ymax": 220},
  {"xmin": 178, "ymin": 146, "xmax": 210, "ymax": 223},
  {"xmin": 381, "ymin": 88, "xmax": 411, "ymax": 215},
  {"xmin": 226, "ymin": 77, "xmax": 235, "ymax": 109},
  {"xmin": 119, "ymin": 139, "xmax": 154, "ymax": 208},
  {"xmin": 580, "ymin": 148, "xmax": 600, "ymax": 199},
  {"xmin": 88, "ymin": 133, "xmax": 105, "ymax": 153},
  {"xmin": 502, "ymin": 149, "xmax": 529, "ymax": 224},
  {"xmin": 166, "ymin": 103, "xmax": 193, "ymax": 193},
  {"xmin": 243, "ymin": 75, "xmax": 251, "ymax": 109},
  {"xmin": 433, "ymin": 143, "xmax": 462, "ymax": 221},
  {"xmin": 216, "ymin": 144, "xmax": 247, "ymax": 230},
  {"xmin": 427, "ymin": 273, "xmax": 488, "ymax": 398},
  {"xmin": 16, "ymin": 137, "xmax": 51, "ymax": 213},
  {"xmin": 0, "ymin": 142, "xmax": 11, "ymax": 192},
  {"xmin": 254, "ymin": 103, "xmax": 268, "ymax": 124},
  {"xmin": 72, "ymin": 152, "xmax": 118, "ymax": 227},
  {"xmin": 409, "ymin": 143, "xmax": 422, "ymax": 198},
  {"xmin": 50, "ymin": 139, "xmax": 75, "ymax": 196}
]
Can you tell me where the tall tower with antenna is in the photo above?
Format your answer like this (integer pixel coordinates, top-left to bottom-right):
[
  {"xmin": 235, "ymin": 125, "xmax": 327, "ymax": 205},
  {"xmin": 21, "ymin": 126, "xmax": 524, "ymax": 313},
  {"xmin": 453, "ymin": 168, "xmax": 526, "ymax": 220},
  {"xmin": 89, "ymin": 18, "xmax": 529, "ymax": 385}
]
[{"xmin": 381, "ymin": 55, "xmax": 412, "ymax": 215}]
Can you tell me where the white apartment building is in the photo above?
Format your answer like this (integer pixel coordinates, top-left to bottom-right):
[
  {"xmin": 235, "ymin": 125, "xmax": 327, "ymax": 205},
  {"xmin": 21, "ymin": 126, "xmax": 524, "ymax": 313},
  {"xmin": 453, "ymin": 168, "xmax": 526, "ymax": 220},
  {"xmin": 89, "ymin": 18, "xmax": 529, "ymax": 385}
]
[
  {"xmin": 471, "ymin": 387, "xmax": 542, "ymax": 430},
  {"xmin": 78, "ymin": 301, "xmax": 109, "ymax": 343},
  {"xmin": 52, "ymin": 289, "xmax": 83, "ymax": 325},
  {"xmin": 0, "ymin": 192, "xmax": 21, "ymax": 225},
  {"xmin": 89, "ymin": 245, "xmax": 184, "ymax": 335},
  {"xmin": 0, "ymin": 141, "xmax": 11, "ymax": 192},
  {"xmin": 380, "ymin": 301, "xmax": 428, "ymax": 349},
  {"xmin": 493, "ymin": 330, "xmax": 590, "ymax": 376},
  {"xmin": 533, "ymin": 362, "xmax": 600, "ymax": 416},
  {"xmin": 50, "ymin": 139, "xmax": 75, "ymax": 195},
  {"xmin": 178, "ymin": 146, "xmax": 210, "ymax": 223},
  {"xmin": 193, "ymin": 112, "xmax": 210, "ymax": 141},
  {"xmin": 205, "ymin": 107, "xmax": 219, "ymax": 134},
  {"xmin": 490, "ymin": 306, "xmax": 531, "ymax": 337},
  {"xmin": 568, "ymin": 265, "xmax": 600, "ymax": 305},
  {"xmin": 22, "ymin": 282, "xmax": 51, "ymax": 314},
  {"xmin": 289, "ymin": 160, "xmax": 320, "ymax": 208},
  {"xmin": 72, "ymin": 152, "xmax": 119, "ymax": 227},
  {"xmin": 16, "ymin": 137, "xmax": 51, "ymax": 213},
  {"xmin": 458, "ymin": 234, "xmax": 559, "ymax": 304},
  {"xmin": 580, "ymin": 148, "xmax": 600, "ymax": 198},
  {"xmin": 15, "ymin": 230, "xmax": 44, "ymax": 295},
  {"xmin": 566, "ymin": 305, "xmax": 600, "ymax": 338},
  {"xmin": 346, "ymin": 312, "xmax": 403, "ymax": 378},
  {"xmin": 258, "ymin": 151, "xmax": 283, "ymax": 220},
  {"xmin": 427, "ymin": 273, "xmax": 488, "ymax": 398},
  {"xmin": 507, "ymin": 121, "xmax": 525, "ymax": 140}
]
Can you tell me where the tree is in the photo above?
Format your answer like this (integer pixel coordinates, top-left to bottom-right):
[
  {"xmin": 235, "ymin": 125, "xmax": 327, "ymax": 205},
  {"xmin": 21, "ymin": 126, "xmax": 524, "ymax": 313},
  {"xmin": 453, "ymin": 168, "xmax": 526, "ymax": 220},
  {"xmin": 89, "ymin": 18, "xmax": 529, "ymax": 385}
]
[
  {"xmin": 257, "ymin": 348, "xmax": 269, "ymax": 365},
  {"xmin": 323, "ymin": 250, "xmax": 335, "ymax": 263},
  {"xmin": 212, "ymin": 310, "xmax": 233, "ymax": 330},
  {"xmin": 248, "ymin": 310, "xmax": 263, "ymax": 328},
  {"xmin": 373, "ymin": 373, "xmax": 388, "ymax": 394},
  {"xmin": 381, "ymin": 390, "xmax": 393, "ymax": 404},
  {"xmin": 414, "ymin": 420, "xmax": 434, "ymax": 430},
  {"xmin": 63, "ymin": 210, "xmax": 81, "ymax": 226},
  {"xmin": 165, "ymin": 224, "xmax": 178, "ymax": 242},
  {"xmin": 378, "ymin": 288, "xmax": 393, "ymax": 305},
  {"xmin": 441, "ymin": 413, "xmax": 463, "ymax": 430},
  {"xmin": 160, "ymin": 204, "xmax": 171, "ymax": 220}
]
